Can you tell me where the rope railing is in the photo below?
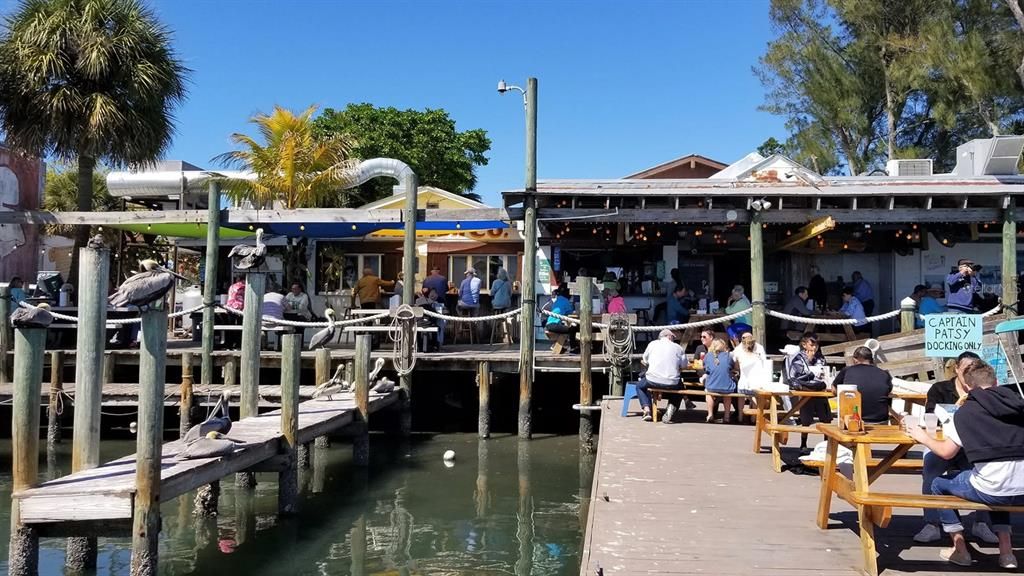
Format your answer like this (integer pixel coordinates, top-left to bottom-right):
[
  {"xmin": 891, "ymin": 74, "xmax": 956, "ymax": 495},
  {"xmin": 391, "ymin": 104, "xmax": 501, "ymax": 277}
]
[
  {"xmin": 422, "ymin": 307, "xmax": 522, "ymax": 323},
  {"xmin": 765, "ymin": 307, "xmax": 901, "ymax": 325},
  {"xmin": 541, "ymin": 307, "xmax": 754, "ymax": 331},
  {"xmin": 915, "ymin": 304, "xmax": 1003, "ymax": 320},
  {"xmin": 17, "ymin": 301, "xmax": 207, "ymax": 325},
  {"xmin": 219, "ymin": 305, "xmax": 390, "ymax": 328}
]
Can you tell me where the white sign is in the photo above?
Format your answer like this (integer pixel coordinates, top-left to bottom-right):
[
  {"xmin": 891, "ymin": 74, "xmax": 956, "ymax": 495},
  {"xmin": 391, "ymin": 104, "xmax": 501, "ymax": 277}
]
[{"xmin": 924, "ymin": 314, "xmax": 983, "ymax": 357}]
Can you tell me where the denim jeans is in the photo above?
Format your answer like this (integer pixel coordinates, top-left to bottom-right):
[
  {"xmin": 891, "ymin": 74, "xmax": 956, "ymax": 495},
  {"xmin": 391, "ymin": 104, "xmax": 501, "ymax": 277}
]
[
  {"xmin": 636, "ymin": 377, "xmax": 683, "ymax": 410},
  {"xmin": 931, "ymin": 469, "xmax": 1024, "ymax": 533},
  {"xmin": 921, "ymin": 451, "xmax": 992, "ymax": 525}
]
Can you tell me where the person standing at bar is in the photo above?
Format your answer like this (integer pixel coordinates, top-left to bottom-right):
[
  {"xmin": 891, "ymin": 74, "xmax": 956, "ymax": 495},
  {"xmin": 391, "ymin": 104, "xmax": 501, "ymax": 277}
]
[
  {"xmin": 947, "ymin": 259, "xmax": 982, "ymax": 314},
  {"xmin": 423, "ymin": 265, "xmax": 448, "ymax": 298},
  {"xmin": 850, "ymin": 271, "xmax": 875, "ymax": 316},
  {"xmin": 355, "ymin": 267, "xmax": 394, "ymax": 309},
  {"xmin": 808, "ymin": 265, "xmax": 827, "ymax": 311}
]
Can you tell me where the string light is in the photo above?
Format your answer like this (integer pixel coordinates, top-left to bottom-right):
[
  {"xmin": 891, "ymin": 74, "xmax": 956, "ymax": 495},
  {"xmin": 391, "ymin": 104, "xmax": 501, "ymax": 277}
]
[
  {"xmin": 786, "ymin": 230, "xmax": 792, "ymax": 237},
  {"xmin": 299, "ymin": 225, "xmax": 305, "ymax": 231},
  {"xmin": 97, "ymin": 226, "xmax": 103, "ymax": 232},
  {"xmin": 843, "ymin": 242, "xmax": 849, "ymax": 250}
]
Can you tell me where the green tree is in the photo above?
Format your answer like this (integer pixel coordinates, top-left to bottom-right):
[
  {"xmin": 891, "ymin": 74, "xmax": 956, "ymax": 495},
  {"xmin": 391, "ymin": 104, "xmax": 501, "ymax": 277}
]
[
  {"xmin": 757, "ymin": 137, "xmax": 789, "ymax": 157},
  {"xmin": 215, "ymin": 104, "xmax": 360, "ymax": 282},
  {"xmin": 0, "ymin": 0, "xmax": 188, "ymax": 287},
  {"xmin": 42, "ymin": 164, "xmax": 118, "ymax": 238},
  {"xmin": 314, "ymin": 103, "xmax": 491, "ymax": 203}
]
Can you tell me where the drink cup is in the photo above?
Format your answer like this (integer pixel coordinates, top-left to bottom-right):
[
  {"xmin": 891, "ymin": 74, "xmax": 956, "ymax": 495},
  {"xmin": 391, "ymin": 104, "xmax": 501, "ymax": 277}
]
[
  {"xmin": 902, "ymin": 414, "xmax": 919, "ymax": 431},
  {"xmin": 923, "ymin": 413, "xmax": 938, "ymax": 435}
]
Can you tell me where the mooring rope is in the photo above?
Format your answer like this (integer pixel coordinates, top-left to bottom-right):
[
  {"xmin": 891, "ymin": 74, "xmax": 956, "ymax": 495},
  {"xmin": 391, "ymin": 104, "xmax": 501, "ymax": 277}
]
[
  {"xmin": 422, "ymin": 307, "xmax": 522, "ymax": 322},
  {"xmin": 388, "ymin": 305, "xmax": 417, "ymax": 377},
  {"xmin": 603, "ymin": 313, "xmax": 634, "ymax": 365}
]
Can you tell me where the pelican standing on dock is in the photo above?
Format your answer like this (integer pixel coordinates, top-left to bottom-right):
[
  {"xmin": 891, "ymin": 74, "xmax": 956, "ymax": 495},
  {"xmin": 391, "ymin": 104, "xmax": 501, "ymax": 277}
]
[
  {"xmin": 312, "ymin": 363, "xmax": 350, "ymax": 401},
  {"xmin": 228, "ymin": 228, "xmax": 266, "ymax": 270},
  {"xmin": 177, "ymin": 431, "xmax": 241, "ymax": 460},
  {"xmin": 308, "ymin": 308, "xmax": 337, "ymax": 350},
  {"xmin": 109, "ymin": 259, "xmax": 188, "ymax": 309},
  {"xmin": 10, "ymin": 302, "xmax": 53, "ymax": 328},
  {"xmin": 182, "ymin": 391, "xmax": 232, "ymax": 443}
]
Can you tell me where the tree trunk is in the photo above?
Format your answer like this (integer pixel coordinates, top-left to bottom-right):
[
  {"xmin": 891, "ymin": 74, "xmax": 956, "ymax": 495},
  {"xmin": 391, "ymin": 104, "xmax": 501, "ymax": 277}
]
[
  {"xmin": 68, "ymin": 155, "xmax": 96, "ymax": 290},
  {"xmin": 882, "ymin": 52, "xmax": 896, "ymax": 163},
  {"xmin": 1006, "ymin": 1, "xmax": 1024, "ymax": 90}
]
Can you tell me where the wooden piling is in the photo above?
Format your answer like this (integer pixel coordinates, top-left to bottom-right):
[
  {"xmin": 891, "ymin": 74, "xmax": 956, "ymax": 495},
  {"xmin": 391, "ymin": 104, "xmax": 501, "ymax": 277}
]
[
  {"xmin": 477, "ymin": 361, "xmax": 491, "ymax": 439},
  {"xmin": 313, "ymin": 347, "xmax": 331, "ymax": 450},
  {"xmin": 518, "ymin": 78, "xmax": 539, "ymax": 441},
  {"xmin": 475, "ymin": 440, "xmax": 490, "ymax": 518},
  {"xmin": 236, "ymin": 272, "xmax": 264, "ymax": 489},
  {"xmin": 900, "ymin": 297, "xmax": 916, "ymax": 333},
  {"xmin": 515, "ymin": 440, "xmax": 534, "ymax": 576},
  {"xmin": 130, "ymin": 309, "xmax": 168, "ymax": 576},
  {"xmin": 350, "ymin": 514, "xmax": 367, "ymax": 576},
  {"xmin": 67, "ymin": 245, "xmax": 109, "ymax": 573},
  {"xmin": 193, "ymin": 481, "xmax": 220, "ymax": 518},
  {"xmin": 1003, "ymin": 197, "xmax": 1017, "ymax": 317},
  {"xmin": 223, "ymin": 358, "xmax": 237, "ymax": 387},
  {"xmin": 0, "ymin": 285, "xmax": 10, "ymax": 386},
  {"xmin": 201, "ymin": 181, "xmax": 221, "ymax": 394},
  {"xmin": 8, "ymin": 327, "xmax": 46, "ymax": 576},
  {"xmin": 279, "ymin": 332, "xmax": 301, "ymax": 515},
  {"xmin": 578, "ymin": 277, "xmax": 594, "ymax": 453},
  {"xmin": 749, "ymin": 210, "xmax": 766, "ymax": 346},
  {"xmin": 353, "ymin": 334, "xmax": 371, "ymax": 466},
  {"xmin": 47, "ymin": 350, "xmax": 65, "ymax": 447},
  {"xmin": 178, "ymin": 352, "xmax": 194, "ymax": 438}
]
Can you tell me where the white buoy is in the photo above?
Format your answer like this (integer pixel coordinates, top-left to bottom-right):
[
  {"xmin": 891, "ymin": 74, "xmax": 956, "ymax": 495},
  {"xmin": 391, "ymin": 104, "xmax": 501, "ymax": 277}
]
[{"xmin": 443, "ymin": 449, "xmax": 456, "ymax": 462}]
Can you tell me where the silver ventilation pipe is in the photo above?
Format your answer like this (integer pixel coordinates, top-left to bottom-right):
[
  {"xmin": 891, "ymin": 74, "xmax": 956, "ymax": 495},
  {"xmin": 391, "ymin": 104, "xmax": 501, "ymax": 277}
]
[{"xmin": 349, "ymin": 158, "xmax": 418, "ymax": 305}]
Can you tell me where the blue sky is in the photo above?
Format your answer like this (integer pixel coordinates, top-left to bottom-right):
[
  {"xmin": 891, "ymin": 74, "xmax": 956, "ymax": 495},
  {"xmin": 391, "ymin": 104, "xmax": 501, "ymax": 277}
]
[{"xmin": 75, "ymin": 0, "xmax": 788, "ymax": 205}]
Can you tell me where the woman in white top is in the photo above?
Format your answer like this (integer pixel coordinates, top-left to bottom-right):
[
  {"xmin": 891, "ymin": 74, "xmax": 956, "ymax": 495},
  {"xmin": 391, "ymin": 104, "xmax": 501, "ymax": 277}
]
[{"xmin": 731, "ymin": 331, "xmax": 769, "ymax": 395}]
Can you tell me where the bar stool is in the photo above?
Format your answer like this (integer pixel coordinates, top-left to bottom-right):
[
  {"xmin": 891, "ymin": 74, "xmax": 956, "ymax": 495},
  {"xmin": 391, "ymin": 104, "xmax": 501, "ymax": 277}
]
[
  {"xmin": 489, "ymin": 308, "xmax": 509, "ymax": 344},
  {"xmin": 455, "ymin": 305, "xmax": 477, "ymax": 344}
]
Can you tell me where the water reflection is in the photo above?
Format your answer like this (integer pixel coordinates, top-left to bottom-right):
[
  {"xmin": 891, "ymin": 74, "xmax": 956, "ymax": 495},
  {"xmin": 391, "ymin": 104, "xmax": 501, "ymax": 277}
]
[{"xmin": 0, "ymin": 433, "xmax": 591, "ymax": 575}]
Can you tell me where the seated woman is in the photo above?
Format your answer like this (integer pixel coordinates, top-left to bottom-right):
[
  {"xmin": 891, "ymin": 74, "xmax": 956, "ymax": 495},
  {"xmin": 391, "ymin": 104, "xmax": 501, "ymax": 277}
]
[
  {"xmin": 907, "ymin": 359, "xmax": 1024, "ymax": 569},
  {"xmin": 702, "ymin": 338, "xmax": 738, "ymax": 423},
  {"xmin": 543, "ymin": 284, "xmax": 578, "ymax": 353},
  {"xmin": 786, "ymin": 332, "xmax": 832, "ymax": 450},
  {"xmin": 732, "ymin": 331, "xmax": 769, "ymax": 395}
]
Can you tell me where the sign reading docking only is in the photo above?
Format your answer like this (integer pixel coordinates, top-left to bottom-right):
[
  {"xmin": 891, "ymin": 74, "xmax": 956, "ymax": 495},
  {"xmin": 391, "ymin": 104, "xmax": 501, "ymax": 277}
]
[{"xmin": 924, "ymin": 314, "xmax": 983, "ymax": 357}]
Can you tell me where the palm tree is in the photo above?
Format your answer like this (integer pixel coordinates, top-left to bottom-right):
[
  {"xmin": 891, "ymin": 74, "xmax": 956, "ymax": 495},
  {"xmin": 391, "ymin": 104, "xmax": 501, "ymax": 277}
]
[
  {"xmin": 0, "ymin": 0, "xmax": 188, "ymax": 287},
  {"xmin": 215, "ymin": 104, "xmax": 360, "ymax": 282}
]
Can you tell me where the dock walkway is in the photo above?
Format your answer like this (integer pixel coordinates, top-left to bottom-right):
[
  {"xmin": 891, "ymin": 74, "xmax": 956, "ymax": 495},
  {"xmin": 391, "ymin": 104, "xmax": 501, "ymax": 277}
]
[
  {"xmin": 581, "ymin": 399, "xmax": 1022, "ymax": 575},
  {"xmin": 12, "ymin": 390, "xmax": 398, "ymax": 535}
]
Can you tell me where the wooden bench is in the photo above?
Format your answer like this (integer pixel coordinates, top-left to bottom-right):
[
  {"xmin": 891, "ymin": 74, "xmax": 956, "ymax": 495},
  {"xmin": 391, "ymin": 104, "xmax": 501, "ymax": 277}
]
[
  {"xmin": 752, "ymin": 389, "xmax": 834, "ymax": 472},
  {"xmin": 648, "ymin": 387, "xmax": 749, "ymax": 423},
  {"xmin": 843, "ymin": 491, "xmax": 1024, "ymax": 576}
]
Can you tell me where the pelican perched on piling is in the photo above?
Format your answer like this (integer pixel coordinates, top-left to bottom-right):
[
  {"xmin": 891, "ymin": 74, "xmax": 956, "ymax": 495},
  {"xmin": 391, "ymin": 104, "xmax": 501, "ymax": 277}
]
[
  {"xmin": 183, "ymin": 391, "xmax": 232, "ymax": 443},
  {"xmin": 308, "ymin": 308, "xmax": 337, "ymax": 350},
  {"xmin": 10, "ymin": 302, "xmax": 53, "ymax": 328},
  {"xmin": 87, "ymin": 234, "xmax": 106, "ymax": 250},
  {"xmin": 109, "ymin": 260, "xmax": 188, "ymax": 310},
  {"xmin": 312, "ymin": 364, "xmax": 350, "ymax": 401},
  {"xmin": 228, "ymin": 228, "xmax": 266, "ymax": 270},
  {"xmin": 177, "ymin": 431, "xmax": 240, "ymax": 460}
]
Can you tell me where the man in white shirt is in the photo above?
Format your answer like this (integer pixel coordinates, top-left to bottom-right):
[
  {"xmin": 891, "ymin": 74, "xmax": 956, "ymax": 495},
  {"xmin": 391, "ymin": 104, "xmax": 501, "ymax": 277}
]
[{"xmin": 635, "ymin": 329, "xmax": 687, "ymax": 423}]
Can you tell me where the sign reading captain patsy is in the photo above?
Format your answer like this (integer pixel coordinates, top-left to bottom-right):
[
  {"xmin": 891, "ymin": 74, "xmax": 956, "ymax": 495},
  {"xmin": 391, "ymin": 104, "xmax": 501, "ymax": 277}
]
[{"xmin": 924, "ymin": 314, "xmax": 983, "ymax": 357}]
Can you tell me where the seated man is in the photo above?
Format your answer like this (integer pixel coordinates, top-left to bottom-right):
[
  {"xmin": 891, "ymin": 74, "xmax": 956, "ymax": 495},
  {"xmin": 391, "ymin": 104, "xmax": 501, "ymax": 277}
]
[
  {"xmin": 912, "ymin": 351, "xmax": 998, "ymax": 545},
  {"xmin": 839, "ymin": 287, "xmax": 868, "ymax": 329},
  {"xmin": 831, "ymin": 346, "xmax": 892, "ymax": 424},
  {"xmin": 543, "ymin": 284, "xmax": 578, "ymax": 353},
  {"xmin": 635, "ymin": 329, "xmax": 687, "ymax": 423},
  {"xmin": 907, "ymin": 359, "xmax": 1024, "ymax": 569}
]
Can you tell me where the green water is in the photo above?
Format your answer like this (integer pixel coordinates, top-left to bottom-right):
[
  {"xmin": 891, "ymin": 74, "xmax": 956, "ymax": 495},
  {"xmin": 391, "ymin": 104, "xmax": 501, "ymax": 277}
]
[{"xmin": 0, "ymin": 434, "xmax": 593, "ymax": 575}]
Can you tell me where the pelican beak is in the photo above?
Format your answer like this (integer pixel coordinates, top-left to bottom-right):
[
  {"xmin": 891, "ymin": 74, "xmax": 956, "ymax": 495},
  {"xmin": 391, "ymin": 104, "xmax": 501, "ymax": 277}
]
[{"xmin": 160, "ymin": 266, "xmax": 190, "ymax": 282}]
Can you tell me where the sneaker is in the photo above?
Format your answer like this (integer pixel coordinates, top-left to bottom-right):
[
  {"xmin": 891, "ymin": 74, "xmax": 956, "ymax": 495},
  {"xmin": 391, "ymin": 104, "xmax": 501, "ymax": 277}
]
[
  {"xmin": 683, "ymin": 399, "xmax": 697, "ymax": 410},
  {"xmin": 999, "ymin": 553, "xmax": 1018, "ymax": 569},
  {"xmin": 642, "ymin": 412, "xmax": 652, "ymax": 422},
  {"xmin": 939, "ymin": 547, "xmax": 973, "ymax": 567},
  {"xmin": 914, "ymin": 524, "xmax": 942, "ymax": 543},
  {"xmin": 972, "ymin": 522, "xmax": 1000, "ymax": 544},
  {"xmin": 662, "ymin": 404, "xmax": 678, "ymax": 423}
]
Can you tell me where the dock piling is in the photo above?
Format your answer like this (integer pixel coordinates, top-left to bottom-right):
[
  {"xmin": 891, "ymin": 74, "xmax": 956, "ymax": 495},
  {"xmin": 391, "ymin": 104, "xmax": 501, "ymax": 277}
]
[
  {"xmin": 223, "ymin": 358, "xmax": 237, "ymax": 387},
  {"xmin": 178, "ymin": 352, "xmax": 194, "ymax": 438},
  {"xmin": 130, "ymin": 308, "xmax": 168, "ymax": 576},
  {"xmin": 193, "ymin": 481, "xmax": 220, "ymax": 518},
  {"xmin": 0, "ymin": 285, "xmax": 10, "ymax": 385},
  {"xmin": 279, "ymin": 332, "xmax": 301, "ymax": 515},
  {"xmin": 201, "ymin": 181, "xmax": 221, "ymax": 395},
  {"xmin": 312, "ymin": 347, "xmax": 331, "ymax": 452},
  {"xmin": 67, "ymin": 245, "xmax": 109, "ymax": 573},
  {"xmin": 47, "ymin": 350, "xmax": 65, "ymax": 448},
  {"xmin": 477, "ymin": 361, "xmax": 491, "ymax": 438},
  {"xmin": 236, "ymin": 271, "xmax": 265, "ymax": 489},
  {"xmin": 578, "ymin": 277, "xmax": 594, "ymax": 453},
  {"xmin": 518, "ymin": 77, "xmax": 539, "ymax": 441},
  {"xmin": 8, "ymin": 326, "xmax": 46, "ymax": 576},
  {"xmin": 353, "ymin": 334, "xmax": 371, "ymax": 466}
]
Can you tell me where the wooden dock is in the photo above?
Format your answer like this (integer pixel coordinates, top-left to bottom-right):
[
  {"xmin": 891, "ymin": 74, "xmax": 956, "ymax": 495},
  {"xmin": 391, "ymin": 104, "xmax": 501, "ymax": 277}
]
[
  {"xmin": 12, "ymin": 389, "xmax": 398, "ymax": 535},
  {"xmin": 580, "ymin": 399, "xmax": 1022, "ymax": 575}
]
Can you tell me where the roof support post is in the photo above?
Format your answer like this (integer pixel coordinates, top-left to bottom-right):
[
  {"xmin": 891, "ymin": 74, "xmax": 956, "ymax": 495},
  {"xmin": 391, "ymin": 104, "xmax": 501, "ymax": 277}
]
[
  {"xmin": 201, "ymin": 181, "xmax": 221, "ymax": 394},
  {"xmin": 1003, "ymin": 197, "xmax": 1017, "ymax": 318},
  {"xmin": 749, "ymin": 210, "xmax": 765, "ymax": 346},
  {"xmin": 518, "ymin": 77, "xmax": 538, "ymax": 440}
]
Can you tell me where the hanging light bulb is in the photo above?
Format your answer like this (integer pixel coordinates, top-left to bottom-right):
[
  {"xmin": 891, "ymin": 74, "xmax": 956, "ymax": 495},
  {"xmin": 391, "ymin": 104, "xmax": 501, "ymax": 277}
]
[
  {"xmin": 249, "ymin": 225, "xmax": 254, "ymax": 230},
  {"xmin": 656, "ymin": 230, "xmax": 661, "ymax": 237},
  {"xmin": 456, "ymin": 222, "xmax": 462, "ymax": 229},
  {"xmin": 786, "ymin": 230, "xmax": 792, "ymax": 237},
  {"xmin": 762, "ymin": 223, "xmax": 768, "ymax": 229},
  {"xmin": 912, "ymin": 224, "xmax": 918, "ymax": 230},
  {"xmin": 942, "ymin": 238, "xmax": 949, "ymax": 245},
  {"xmin": 97, "ymin": 226, "xmax": 103, "ymax": 232},
  {"xmin": 299, "ymin": 224, "xmax": 305, "ymax": 231},
  {"xmin": 352, "ymin": 224, "xmax": 357, "ymax": 230},
  {"xmin": 843, "ymin": 242, "xmax": 849, "ymax": 250}
]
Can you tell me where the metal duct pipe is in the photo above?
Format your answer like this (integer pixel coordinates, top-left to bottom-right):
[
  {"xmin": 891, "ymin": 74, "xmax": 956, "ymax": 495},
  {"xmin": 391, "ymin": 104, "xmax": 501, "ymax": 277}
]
[{"xmin": 349, "ymin": 158, "xmax": 418, "ymax": 305}]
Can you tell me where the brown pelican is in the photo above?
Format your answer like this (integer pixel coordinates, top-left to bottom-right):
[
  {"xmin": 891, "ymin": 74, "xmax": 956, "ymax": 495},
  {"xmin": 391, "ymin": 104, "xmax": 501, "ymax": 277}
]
[
  {"xmin": 109, "ymin": 259, "xmax": 188, "ymax": 310},
  {"xmin": 87, "ymin": 234, "xmax": 105, "ymax": 250},
  {"xmin": 177, "ymin": 431, "xmax": 241, "ymax": 460},
  {"xmin": 368, "ymin": 357, "xmax": 385, "ymax": 382},
  {"xmin": 312, "ymin": 363, "xmax": 350, "ymax": 400},
  {"xmin": 372, "ymin": 376, "xmax": 395, "ymax": 394},
  {"xmin": 10, "ymin": 302, "xmax": 53, "ymax": 328},
  {"xmin": 228, "ymin": 228, "xmax": 266, "ymax": 270},
  {"xmin": 182, "ymin": 391, "xmax": 232, "ymax": 443},
  {"xmin": 308, "ymin": 308, "xmax": 336, "ymax": 350}
]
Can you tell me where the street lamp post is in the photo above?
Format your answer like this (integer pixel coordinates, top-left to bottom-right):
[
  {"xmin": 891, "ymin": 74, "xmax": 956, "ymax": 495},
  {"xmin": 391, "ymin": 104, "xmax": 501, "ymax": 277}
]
[{"xmin": 499, "ymin": 77, "xmax": 538, "ymax": 439}]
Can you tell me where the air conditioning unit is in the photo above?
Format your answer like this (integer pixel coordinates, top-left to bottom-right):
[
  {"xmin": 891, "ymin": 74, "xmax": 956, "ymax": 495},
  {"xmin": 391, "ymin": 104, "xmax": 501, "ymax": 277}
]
[
  {"xmin": 886, "ymin": 159, "xmax": 933, "ymax": 176},
  {"xmin": 953, "ymin": 136, "xmax": 1024, "ymax": 176}
]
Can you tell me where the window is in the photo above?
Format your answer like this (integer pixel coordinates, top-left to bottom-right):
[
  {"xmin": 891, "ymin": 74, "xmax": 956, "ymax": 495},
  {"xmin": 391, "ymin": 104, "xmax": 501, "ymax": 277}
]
[
  {"xmin": 315, "ymin": 242, "xmax": 383, "ymax": 294},
  {"xmin": 449, "ymin": 255, "xmax": 514, "ymax": 290}
]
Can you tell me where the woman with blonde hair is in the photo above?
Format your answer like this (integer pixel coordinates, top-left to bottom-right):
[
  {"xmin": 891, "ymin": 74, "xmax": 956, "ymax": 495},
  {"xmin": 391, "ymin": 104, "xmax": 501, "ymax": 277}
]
[{"xmin": 702, "ymin": 338, "xmax": 738, "ymax": 423}]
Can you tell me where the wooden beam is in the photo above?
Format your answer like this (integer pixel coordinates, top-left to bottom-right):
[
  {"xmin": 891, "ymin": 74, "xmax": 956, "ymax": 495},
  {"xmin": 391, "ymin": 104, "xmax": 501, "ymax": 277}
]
[
  {"xmin": 0, "ymin": 208, "xmax": 510, "ymax": 226},
  {"xmin": 769, "ymin": 217, "xmax": 836, "ymax": 253},
  {"xmin": 531, "ymin": 208, "xmax": 1011, "ymax": 224}
]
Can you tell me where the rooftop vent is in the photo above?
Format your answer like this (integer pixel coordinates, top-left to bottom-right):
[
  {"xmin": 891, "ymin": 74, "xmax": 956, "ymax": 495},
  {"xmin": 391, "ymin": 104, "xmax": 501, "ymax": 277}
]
[
  {"xmin": 886, "ymin": 159, "xmax": 933, "ymax": 177},
  {"xmin": 953, "ymin": 136, "xmax": 1024, "ymax": 176}
]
